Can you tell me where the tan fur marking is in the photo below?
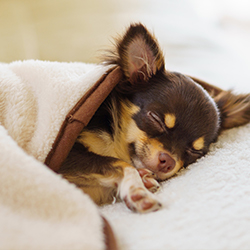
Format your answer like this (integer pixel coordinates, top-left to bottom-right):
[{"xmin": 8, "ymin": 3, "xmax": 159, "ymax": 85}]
[
  {"xmin": 193, "ymin": 137, "xmax": 204, "ymax": 151},
  {"xmin": 146, "ymin": 138, "xmax": 164, "ymax": 157},
  {"xmin": 78, "ymin": 131, "xmax": 117, "ymax": 158},
  {"xmin": 61, "ymin": 165, "xmax": 124, "ymax": 205},
  {"xmin": 78, "ymin": 100, "xmax": 140, "ymax": 164},
  {"xmin": 61, "ymin": 172, "xmax": 118, "ymax": 205},
  {"xmin": 126, "ymin": 119, "xmax": 147, "ymax": 145},
  {"xmin": 112, "ymin": 160, "xmax": 132, "ymax": 170},
  {"xmin": 126, "ymin": 102, "xmax": 141, "ymax": 116},
  {"xmin": 164, "ymin": 114, "xmax": 176, "ymax": 129}
]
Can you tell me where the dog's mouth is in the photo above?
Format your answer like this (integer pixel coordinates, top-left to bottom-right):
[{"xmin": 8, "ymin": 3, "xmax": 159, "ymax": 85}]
[{"xmin": 131, "ymin": 152, "xmax": 183, "ymax": 181}]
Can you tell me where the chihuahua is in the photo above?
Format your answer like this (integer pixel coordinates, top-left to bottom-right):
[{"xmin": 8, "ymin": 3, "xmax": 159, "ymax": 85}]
[{"xmin": 59, "ymin": 23, "xmax": 250, "ymax": 213}]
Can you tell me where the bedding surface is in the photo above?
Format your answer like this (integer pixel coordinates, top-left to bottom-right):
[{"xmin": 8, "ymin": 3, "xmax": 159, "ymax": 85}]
[
  {"xmin": 1, "ymin": 58, "xmax": 250, "ymax": 250},
  {"xmin": 0, "ymin": 60, "xmax": 120, "ymax": 250}
]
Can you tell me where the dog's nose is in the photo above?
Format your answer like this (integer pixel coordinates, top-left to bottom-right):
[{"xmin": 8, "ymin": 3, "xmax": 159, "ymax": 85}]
[{"xmin": 158, "ymin": 153, "xmax": 176, "ymax": 173}]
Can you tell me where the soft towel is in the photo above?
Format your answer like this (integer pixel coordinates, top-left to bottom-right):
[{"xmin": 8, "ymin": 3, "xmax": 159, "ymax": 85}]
[
  {"xmin": 2, "ymin": 59, "xmax": 250, "ymax": 250},
  {"xmin": 0, "ymin": 60, "xmax": 121, "ymax": 250}
]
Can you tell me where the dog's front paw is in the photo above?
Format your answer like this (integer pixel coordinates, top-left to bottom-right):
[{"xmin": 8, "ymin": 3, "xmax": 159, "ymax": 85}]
[
  {"xmin": 123, "ymin": 186, "xmax": 162, "ymax": 213},
  {"xmin": 119, "ymin": 167, "xmax": 162, "ymax": 213},
  {"xmin": 138, "ymin": 169, "xmax": 160, "ymax": 193}
]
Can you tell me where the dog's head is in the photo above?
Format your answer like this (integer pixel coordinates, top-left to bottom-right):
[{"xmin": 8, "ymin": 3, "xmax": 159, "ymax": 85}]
[{"xmin": 108, "ymin": 23, "xmax": 250, "ymax": 181}]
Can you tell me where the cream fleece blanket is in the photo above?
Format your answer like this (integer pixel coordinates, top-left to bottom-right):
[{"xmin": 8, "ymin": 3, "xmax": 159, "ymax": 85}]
[
  {"xmin": 1, "ymin": 59, "xmax": 250, "ymax": 250},
  {"xmin": 0, "ymin": 60, "xmax": 116, "ymax": 250}
]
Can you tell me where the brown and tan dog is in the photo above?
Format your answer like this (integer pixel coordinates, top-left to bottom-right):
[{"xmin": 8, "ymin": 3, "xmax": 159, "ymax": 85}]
[{"xmin": 59, "ymin": 23, "xmax": 250, "ymax": 213}]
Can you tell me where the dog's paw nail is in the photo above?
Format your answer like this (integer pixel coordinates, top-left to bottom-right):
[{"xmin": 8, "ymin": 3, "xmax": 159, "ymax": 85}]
[
  {"xmin": 149, "ymin": 185, "xmax": 160, "ymax": 193},
  {"xmin": 142, "ymin": 177, "xmax": 160, "ymax": 193},
  {"xmin": 143, "ymin": 178, "xmax": 156, "ymax": 188},
  {"xmin": 138, "ymin": 168, "xmax": 151, "ymax": 177}
]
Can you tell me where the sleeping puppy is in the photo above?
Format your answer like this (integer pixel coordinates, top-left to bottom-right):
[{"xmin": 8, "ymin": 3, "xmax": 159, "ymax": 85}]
[{"xmin": 59, "ymin": 23, "xmax": 250, "ymax": 213}]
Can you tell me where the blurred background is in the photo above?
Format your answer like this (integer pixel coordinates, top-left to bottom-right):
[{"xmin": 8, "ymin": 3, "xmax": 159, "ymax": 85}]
[{"xmin": 1, "ymin": 0, "xmax": 250, "ymax": 91}]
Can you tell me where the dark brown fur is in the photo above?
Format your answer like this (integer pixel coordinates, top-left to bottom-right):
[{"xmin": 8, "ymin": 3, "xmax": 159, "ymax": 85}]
[{"xmin": 59, "ymin": 23, "xmax": 250, "ymax": 213}]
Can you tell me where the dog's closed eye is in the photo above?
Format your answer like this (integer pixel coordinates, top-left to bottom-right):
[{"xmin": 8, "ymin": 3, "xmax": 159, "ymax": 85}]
[
  {"xmin": 184, "ymin": 148, "xmax": 204, "ymax": 168},
  {"xmin": 147, "ymin": 111, "xmax": 166, "ymax": 134},
  {"xmin": 186, "ymin": 148, "xmax": 204, "ymax": 157}
]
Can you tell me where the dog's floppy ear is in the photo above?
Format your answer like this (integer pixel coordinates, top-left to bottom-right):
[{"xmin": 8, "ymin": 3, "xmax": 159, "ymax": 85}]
[
  {"xmin": 190, "ymin": 76, "xmax": 250, "ymax": 130},
  {"xmin": 214, "ymin": 91, "xmax": 250, "ymax": 129},
  {"xmin": 112, "ymin": 23, "xmax": 165, "ymax": 83}
]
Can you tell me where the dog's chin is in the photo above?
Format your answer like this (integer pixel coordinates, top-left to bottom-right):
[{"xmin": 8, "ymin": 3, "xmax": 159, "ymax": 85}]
[
  {"xmin": 131, "ymin": 157, "xmax": 183, "ymax": 181},
  {"xmin": 155, "ymin": 167, "xmax": 181, "ymax": 180}
]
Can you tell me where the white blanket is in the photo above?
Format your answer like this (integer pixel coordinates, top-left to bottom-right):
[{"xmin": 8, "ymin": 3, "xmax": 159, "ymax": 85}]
[
  {"xmin": 1, "ymin": 39, "xmax": 250, "ymax": 250},
  {"xmin": 0, "ymin": 60, "xmax": 116, "ymax": 250}
]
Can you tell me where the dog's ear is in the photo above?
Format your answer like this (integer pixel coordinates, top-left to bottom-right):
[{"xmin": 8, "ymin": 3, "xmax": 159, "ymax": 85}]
[
  {"xmin": 113, "ymin": 23, "xmax": 165, "ymax": 83},
  {"xmin": 214, "ymin": 91, "xmax": 250, "ymax": 129},
  {"xmin": 189, "ymin": 76, "xmax": 250, "ymax": 130}
]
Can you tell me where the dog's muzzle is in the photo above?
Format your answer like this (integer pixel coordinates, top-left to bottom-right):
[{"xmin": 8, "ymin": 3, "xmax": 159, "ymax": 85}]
[{"xmin": 158, "ymin": 152, "xmax": 176, "ymax": 173}]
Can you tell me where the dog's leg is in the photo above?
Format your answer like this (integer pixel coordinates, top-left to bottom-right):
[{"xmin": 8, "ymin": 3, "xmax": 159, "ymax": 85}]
[{"xmin": 59, "ymin": 143, "xmax": 162, "ymax": 213}]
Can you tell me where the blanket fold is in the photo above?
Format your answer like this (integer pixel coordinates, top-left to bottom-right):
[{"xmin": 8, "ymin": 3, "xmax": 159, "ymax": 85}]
[
  {"xmin": 45, "ymin": 66, "xmax": 122, "ymax": 172},
  {"xmin": 0, "ymin": 60, "xmax": 121, "ymax": 250}
]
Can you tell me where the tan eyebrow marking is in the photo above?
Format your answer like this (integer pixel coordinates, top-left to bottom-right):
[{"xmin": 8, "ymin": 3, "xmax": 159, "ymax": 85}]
[
  {"xmin": 164, "ymin": 114, "xmax": 176, "ymax": 129},
  {"xmin": 193, "ymin": 137, "xmax": 204, "ymax": 151}
]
